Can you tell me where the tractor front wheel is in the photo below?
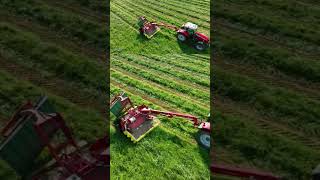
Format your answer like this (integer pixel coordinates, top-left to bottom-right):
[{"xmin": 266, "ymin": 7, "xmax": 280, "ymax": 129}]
[
  {"xmin": 177, "ymin": 33, "xmax": 187, "ymax": 42},
  {"xmin": 195, "ymin": 42, "xmax": 206, "ymax": 51},
  {"xmin": 197, "ymin": 131, "xmax": 210, "ymax": 149}
]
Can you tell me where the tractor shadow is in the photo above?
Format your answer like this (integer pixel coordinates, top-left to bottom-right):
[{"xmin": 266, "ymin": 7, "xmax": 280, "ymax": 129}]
[
  {"xmin": 192, "ymin": 131, "xmax": 211, "ymax": 167},
  {"xmin": 135, "ymin": 33, "xmax": 210, "ymax": 55},
  {"xmin": 177, "ymin": 41, "xmax": 210, "ymax": 55}
]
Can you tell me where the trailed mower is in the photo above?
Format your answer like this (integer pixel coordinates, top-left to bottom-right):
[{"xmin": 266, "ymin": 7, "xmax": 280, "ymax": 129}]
[
  {"xmin": 138, "ymin": 16, "xmax": 210, "ymax": 51},
  {"xmin": 110, "ymin": 92, "xmax": 211, "ymax": 149},
  {"xmin": 0, "ymin": 97, "xmax": 109, "ymax": 180}
]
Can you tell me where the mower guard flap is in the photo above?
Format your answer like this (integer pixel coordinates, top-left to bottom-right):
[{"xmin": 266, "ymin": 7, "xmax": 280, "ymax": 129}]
[{"xmin": 143, "ymin": 24, "xmax": 160, "ymax": 39}]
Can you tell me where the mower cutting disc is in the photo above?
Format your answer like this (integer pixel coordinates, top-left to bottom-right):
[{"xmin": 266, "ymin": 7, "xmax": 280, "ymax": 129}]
[{"xmin": 124, "ymin": 118, "xmax": 160, "ymax": 143}]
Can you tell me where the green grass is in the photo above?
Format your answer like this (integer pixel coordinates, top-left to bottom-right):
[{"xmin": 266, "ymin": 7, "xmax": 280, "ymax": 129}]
[
  {"xmin": 1, "ymin": 0, "xmax": 107, "ymax": 49},
  {"xmin": 0, "ymin": 23, "xmax": 107, "ymax": 92},
  {"xmin": 0, "ymin": 1, "xmax": 107, "ymax": 178},
  {"xmin": 212, "ymin": 112, "xmax": 320, "ymax": 179},
  {"xmin": 213, "ymin": 0, "xmax": 320, "ymax": 45},
  {"xmin": 110, "ymin": 0, "xmax": 210, "ymax": 178},
  {"xmin": 212, "ymin": 0, "xmax": 320, "ymax": 179}
]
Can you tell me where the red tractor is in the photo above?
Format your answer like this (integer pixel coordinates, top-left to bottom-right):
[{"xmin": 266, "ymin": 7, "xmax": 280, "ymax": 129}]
[
  {"xmin": 110, "ymin": 92, "xmax": 211, "ymax": 149},
  {"xmin": 138, "ymin": 16, "xmax": 210, "ymax": 51},
  {"xmin": 176, "ymin": 22, "xmax": 210, "ymax": 51}
]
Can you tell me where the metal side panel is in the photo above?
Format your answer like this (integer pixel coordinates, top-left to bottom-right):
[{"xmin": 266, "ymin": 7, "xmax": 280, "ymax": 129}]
[{"xmin": 0, "ymin": 118, "xmax": 43, "ymax": 176}]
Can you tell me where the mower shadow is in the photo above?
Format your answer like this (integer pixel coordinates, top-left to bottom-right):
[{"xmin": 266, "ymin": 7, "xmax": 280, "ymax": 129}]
[
  {"xmin": 111, "ymin": 120, "xmax": 136, "ymax": 146},
  {"xmin": 136, "ymin": 33, "xmax": 150, "ymax": 43}
]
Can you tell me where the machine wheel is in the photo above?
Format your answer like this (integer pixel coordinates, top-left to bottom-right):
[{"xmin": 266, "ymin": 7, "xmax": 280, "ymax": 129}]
[
  {"xmin": 313, "ymin": 164, "xmax": 320, "ymax": 180},
  {"xmin": 195, "ymin": 42, "xmax": 206, "ymax": 51},
  {"xmin": 197, "ymin": 131, "xmax": 210, "ymax": 149},
  {"xmin": 177, "ymin": 33, "xmax": 187, "ymax": 42}
]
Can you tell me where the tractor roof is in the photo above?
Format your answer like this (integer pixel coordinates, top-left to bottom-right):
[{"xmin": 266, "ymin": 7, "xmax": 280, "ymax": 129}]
[{"xmin": 184, "ymin": 22, "xmax": 198, "ymax": 30}]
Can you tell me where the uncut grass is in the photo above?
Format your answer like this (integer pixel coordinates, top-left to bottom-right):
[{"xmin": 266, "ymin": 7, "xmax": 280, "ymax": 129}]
[
  {"xmin": 0, "ymin": 0, "xmax": 106, "ymax": 49},
  {"xmin": 0, "ymin": 23, "xmax": 107, "ymax": 93},
  {"xmin": 55, "ymin": 0, "xmax": 107, "ymax": 14},
  {"xmin": 213, "ymin": 30, "xmax": 320, "ymax": 83},
  {"xmin": 124, "ymin": 0, "xmax": 210, "ymax": 31},
  {"xmin": 214, "ymin": 67, "xmax": 320, "ymax": 137},
  {"xmin": 213, "ymin": 1, "xmax": 320, "ymax": 46}
]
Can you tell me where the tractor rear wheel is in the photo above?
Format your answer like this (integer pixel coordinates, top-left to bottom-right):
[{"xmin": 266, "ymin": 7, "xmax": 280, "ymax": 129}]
[
  {"xmin": 197, "ymin": 131, "xmax": 210, "ymax": 149},
  {"xmin": 177, "ymin": 33, "xmax": 187, "ymax": 42},
  {"xmin": 195, "ymin": 42, "xmax": 206, "ymax": 51}
]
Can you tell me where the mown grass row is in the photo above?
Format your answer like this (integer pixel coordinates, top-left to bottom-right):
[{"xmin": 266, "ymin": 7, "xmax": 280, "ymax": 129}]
[
  {"xmin": 111, "ymin": 58, "xmax": 209, "ymax": 102},
  {"xmin": 115, "ymin": 0, "xmax": 209, "ymax": 33},
  {"xmin": 0, "ymin": 23, "xmax": 107, "ymax": 93},
  {"xmin": 212, "ymin": 111, "xmax": 320, "ymax": 179},
  {"xmin": 110, "ymin": 71, "xmax": 209, "ymax": 115},
  {"xmin": 132, "ymin": 0, "xmax": 210, "ymax": 29},
  {"xmin": 139, "ymin": 54, "xmax": 210, "ymax": 74},
  {"xmin": 170, "ymin": 54, "xmax": 210, "ymax": 67},
  {"xmin": 111, "ymin": 70, "xmax": 209, "ymax": 118},
  {"xmin": 157, "ymin": 0, "xmax": 209, "ymax": 17},
  {"xmin": 66, "ymin": 0, "xmax": 107, "ymax": 13},
  {"xmin": 214, "ymin": 30, "xmax": 320, "ymax": 83},
  {"xmin": 214, "ymin": 66, "xmax": 320, "ymax": 137},
  {"xmin": 0, "ymin": 0, "xmax": 106, "ymax": 49},
  {"xmin": 174, "ymin": 0, "xmax": 209, "ymax": 9},
  {"xmin": 115, "ymin": 53, "xmax": 209, "ymax": 87},
  {"xmin": 213, "ymin": 1, "xmax": 320, "ymax": 45},
  {"xmin": 223, "ymin": 0, "xmax": 320, "ymax": 22}
]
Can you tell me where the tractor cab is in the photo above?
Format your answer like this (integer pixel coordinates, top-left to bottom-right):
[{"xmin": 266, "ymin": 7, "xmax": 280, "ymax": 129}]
[{"xmin": 181, "ymin": 22, "xmax": 198, "ymax": 35}]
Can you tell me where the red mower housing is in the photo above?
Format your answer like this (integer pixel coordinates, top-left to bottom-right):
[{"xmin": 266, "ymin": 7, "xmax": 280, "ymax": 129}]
[{"xmin": 0, "ymin": 97, "xmax": 109, "ymax": 180}]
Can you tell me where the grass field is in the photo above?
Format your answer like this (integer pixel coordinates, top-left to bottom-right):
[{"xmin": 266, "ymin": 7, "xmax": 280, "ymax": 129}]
[
  {"xmin": 212, "ymin": 0, "xmax": 320, "ymax": 179},
  {"xmin": 110, "ymin": 0, "xmax": 210, "ymax": 179},
  {"xmin": 0, "ymin": 0, "xmax": 107, "ymax": 179}
]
